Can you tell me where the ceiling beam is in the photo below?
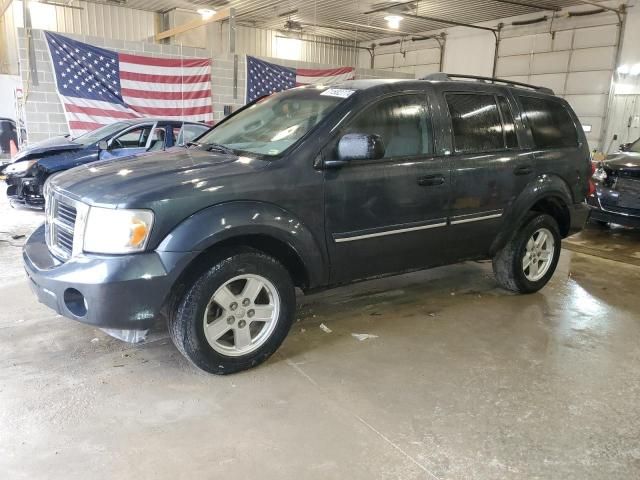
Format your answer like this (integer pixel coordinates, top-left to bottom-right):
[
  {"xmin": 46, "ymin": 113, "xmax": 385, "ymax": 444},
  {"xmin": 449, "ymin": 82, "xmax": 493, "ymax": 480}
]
[
  {"xmin": 363, "ymin": 0, "xmax": 418, "ymax": 15},
  {"xmin": 490, "ymin": 0, "xmax": 560, "ymax": 12},
  {"xmin": 385, "ymin": 11, "xmax": 499, "ymax": 33},
  {"xmin": 578, "ymin": 0, "xmax": 623, "ymax": 13},
  {"xmin": 337, "ymin": 20, "xmax": 413, "ymax": 35},
  {"xmin": 155, "ymin": 7, "xmax": 231, "ymax": 42}
]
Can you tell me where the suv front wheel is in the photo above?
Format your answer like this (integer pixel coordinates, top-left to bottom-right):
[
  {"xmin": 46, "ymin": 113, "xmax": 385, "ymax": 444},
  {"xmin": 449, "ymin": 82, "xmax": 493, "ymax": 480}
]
[
  {"xmin": 492, "ymin": 213, "xmax": 562, "ymax": 293},
  {"xmin": 169, "ymin": 250, "xmax": 296, "ymax": 374}
]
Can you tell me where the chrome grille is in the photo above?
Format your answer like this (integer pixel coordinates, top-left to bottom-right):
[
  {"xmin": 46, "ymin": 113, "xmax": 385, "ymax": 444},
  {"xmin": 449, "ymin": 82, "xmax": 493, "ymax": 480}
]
[{"xmin": 45, "ymin": 190, "xmax": 85, "ymax": 261}]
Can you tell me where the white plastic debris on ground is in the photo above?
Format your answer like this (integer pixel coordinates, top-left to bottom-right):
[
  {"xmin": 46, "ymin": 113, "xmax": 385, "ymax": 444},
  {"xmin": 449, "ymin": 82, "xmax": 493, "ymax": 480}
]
[
  {"xmin": 351, "ymin": 333, "xmax": 379, "ymax": 341},
  {"xmin": 319, "ymin": 323, "xmax": 332, "ymax": 334},
  {"xmin": 100, "ymin": 328, "xmax": 149, "ymax": 343}
]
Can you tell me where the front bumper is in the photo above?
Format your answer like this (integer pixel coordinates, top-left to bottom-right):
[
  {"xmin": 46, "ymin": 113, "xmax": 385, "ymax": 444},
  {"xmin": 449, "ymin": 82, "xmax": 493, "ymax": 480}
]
[
  {"xmin": 587, "ymin": 190, "xmax": 640, "ymax": 228},
  {"xmin": 23, "ymin": 224, "xmax": 196, "ymax": 330},
  {"xmin": 6, "ymin": 175, "xmax": 45, "ymax": 208}
]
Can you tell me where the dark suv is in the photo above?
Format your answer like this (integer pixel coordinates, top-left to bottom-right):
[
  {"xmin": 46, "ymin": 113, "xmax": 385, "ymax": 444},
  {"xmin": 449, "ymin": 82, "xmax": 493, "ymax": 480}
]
[{"xmin": 23, "ymin": 74, "xmax": 591, "ymax": 374}]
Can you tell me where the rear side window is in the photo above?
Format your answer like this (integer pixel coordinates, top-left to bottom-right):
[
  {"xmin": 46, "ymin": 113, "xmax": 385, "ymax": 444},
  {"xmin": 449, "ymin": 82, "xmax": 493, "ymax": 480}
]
[
  {"xmin": 446, "ymin": 94, "xmax": 506, "ymax": 153},
  {"xmin": 519, "ymin": 96, "xmax": 578, "ymax": 149}
]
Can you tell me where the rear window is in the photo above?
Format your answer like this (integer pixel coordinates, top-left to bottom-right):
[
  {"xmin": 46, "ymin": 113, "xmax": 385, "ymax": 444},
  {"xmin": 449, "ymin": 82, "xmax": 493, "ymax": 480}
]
[
  {"xmin": 519, "ymin": 96, "xmax": 578, "ymax": 149},
  {"xmin": 446, "ymin": 93, "xmax": 513, "ymax": 154}
]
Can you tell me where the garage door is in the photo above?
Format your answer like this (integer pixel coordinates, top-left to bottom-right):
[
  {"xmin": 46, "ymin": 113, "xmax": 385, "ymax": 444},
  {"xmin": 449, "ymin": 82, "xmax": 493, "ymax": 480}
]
[{"xmin": 496, "ymin": 23, "xmax": 619, "ymax": 150}]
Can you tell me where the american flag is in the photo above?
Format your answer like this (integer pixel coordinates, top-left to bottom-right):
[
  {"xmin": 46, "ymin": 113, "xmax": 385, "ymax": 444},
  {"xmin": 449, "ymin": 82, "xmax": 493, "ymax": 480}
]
[
  {"xmin": 44, "ymin": 31, "xmax": 213, "ymax": 136},
  {"xmin": 246, "ymin": 55, "xmax": 355, "ymax": 103}
]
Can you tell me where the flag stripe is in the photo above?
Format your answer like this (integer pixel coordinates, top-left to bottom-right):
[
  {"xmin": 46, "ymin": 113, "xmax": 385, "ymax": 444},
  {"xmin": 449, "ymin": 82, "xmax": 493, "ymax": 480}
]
[
  {"xmin": 68, "ymin": 120, "xmax": 107, "ymax": 131},
  {"xmin": 297, "ymin": 67, "xmax": 354, "ymax": 77},
  {"xmin": 124, "ymin": 96, "xmax": 213, "ymax": 109},
  {"xmin": 121, "ymin": 88, "xmax": 212, "ymax": 100},
  {"xmin": 119, "ymin": 71, "xmax": 211, "ymax": 84},
  {"xmin": 119, "ymin": 79, "xmax": 211, "ymax": 92},
  {"xmin": 129, "ymin": 105, "xmax": 213, "ymax": 116},
  {"xmin": 119, "ymin": 61, "xmax": 211, "ymax": 76},
  {"xmin": 119, "ymin": 53, "xmax": 210, "ymax": 68},
  {"xmin": 64, "ymin": 103, "xmax": 140, "ymax": 119}
]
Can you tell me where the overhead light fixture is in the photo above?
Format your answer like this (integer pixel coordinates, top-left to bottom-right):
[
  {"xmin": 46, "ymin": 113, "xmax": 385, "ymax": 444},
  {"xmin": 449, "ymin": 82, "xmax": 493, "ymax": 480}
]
[
  {"xmin": 197, "ymin": 9, "xmax": 216, "ymax": 19},
  {"xmin": 384, "ymin": 15, "xmax": 403, "ymax": 29}
]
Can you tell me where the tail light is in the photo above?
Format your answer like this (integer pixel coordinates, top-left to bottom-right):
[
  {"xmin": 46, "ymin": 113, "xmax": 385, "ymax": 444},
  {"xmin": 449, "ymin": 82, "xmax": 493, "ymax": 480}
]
[{"xmin": 588, "ymin": 161, "xmax": 597, "ymax": 196}]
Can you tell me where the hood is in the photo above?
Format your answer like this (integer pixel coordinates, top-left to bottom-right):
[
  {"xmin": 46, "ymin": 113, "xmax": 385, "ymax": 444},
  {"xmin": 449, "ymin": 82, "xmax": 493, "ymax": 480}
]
[
  {"xmin": 13, "ymin": 136, "xmax": 84, "ymax": 162},
  {"xmin": 603, "ymin": 151, "xmax": 640, "ymax": 171},
  {"xmin": 51, "ymin": 147, "xmax": 271, "ymax": 209}
]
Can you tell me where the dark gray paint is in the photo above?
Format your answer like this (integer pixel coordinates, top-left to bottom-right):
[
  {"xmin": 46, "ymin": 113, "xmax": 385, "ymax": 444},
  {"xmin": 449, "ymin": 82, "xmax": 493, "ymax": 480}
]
[{"xmin": 24, "ymin": 78, "xmax": 591, "ymax": 330}]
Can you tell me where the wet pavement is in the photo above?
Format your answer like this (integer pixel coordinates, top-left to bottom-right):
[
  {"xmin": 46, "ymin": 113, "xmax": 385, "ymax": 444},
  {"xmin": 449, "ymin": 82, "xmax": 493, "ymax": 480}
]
[
  {"xmin": 564, "ymin": 222, "xmax": 640, "ymax": 266},
  {"xmin": 1, "ymin": 191, "xmax": 639, "ymax": 479}
]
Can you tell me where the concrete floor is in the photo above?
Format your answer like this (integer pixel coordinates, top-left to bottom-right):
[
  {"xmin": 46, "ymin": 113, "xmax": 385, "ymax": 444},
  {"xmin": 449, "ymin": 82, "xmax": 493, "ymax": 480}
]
[{"xmin": 1, "ymin": 191, "xmax": 640, "ymax": 479}]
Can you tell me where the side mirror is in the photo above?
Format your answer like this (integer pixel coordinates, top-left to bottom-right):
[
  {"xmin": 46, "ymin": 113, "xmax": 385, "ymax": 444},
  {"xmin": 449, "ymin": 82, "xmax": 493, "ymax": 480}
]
[
  {"xmin": 619, "ymin": 143, "xmax": 632, "ymax": 152},
  {"xmin": 97, "ymin": 140, "xmax": 109, "ymax": 151},
  {"xmin": 326, "ymin": 133, "xmax": 385, "ymax": 168}
]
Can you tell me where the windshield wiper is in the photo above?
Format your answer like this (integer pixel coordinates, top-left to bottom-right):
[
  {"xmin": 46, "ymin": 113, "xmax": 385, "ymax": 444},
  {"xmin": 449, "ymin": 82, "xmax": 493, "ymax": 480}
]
[
  {"xmin": 202, "ymin": 142, "xmax": 236, "ymax": 155},
  {"xmin": 186, "ymin": 141, "xmax": 202, "ymax": 148}
]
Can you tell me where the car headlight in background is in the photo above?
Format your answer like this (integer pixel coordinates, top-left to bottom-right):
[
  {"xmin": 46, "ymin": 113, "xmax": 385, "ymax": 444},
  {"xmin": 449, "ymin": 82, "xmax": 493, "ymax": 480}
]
[
  {"xmin": 5, "ymin": 159, "xmax": 36, "ymax": 175},
  {"xmin": 591, "ymin": 162, "xmax": 608, "ymax": 183},
  {"xmin": 83, "ymin": 207, "xmax": 154, "ymax": 254}
]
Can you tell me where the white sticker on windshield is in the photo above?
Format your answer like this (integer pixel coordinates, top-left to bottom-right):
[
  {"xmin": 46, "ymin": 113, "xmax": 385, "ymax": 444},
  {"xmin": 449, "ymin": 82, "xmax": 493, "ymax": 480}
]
[{"xmin": 321, "ymin": 88, "xmax": 355, "ymax": 98}]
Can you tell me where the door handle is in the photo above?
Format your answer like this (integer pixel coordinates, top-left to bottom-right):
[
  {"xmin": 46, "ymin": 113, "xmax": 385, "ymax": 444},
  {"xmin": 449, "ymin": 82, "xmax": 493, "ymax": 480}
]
[
  {"xmin": 417, "ymin": 174, "xmax": 445, "ymax": 187},
  {"xmin": 514, "ymin": 165, "xmax": 533, "ymax": 176}
]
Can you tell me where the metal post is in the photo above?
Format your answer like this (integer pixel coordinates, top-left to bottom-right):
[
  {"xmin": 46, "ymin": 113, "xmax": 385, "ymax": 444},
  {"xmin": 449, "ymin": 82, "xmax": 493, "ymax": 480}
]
[
  {"xmin": 24, "ymin": 0, "xmax": 38, "ymax": 86},
  {"xmin": 437, "ymin": 33, "xmax": 446, "ymax": 72},
  {"xmin": 229, "ymin": 8, "xmax": 237, "ymax": 100},
  {"xmin": 492, "ymin": 24, "xmax": 503, "ymax": 78},
  {"xmin": 600, "ymin": 5, "xmax": 627, "ymax": 152}
]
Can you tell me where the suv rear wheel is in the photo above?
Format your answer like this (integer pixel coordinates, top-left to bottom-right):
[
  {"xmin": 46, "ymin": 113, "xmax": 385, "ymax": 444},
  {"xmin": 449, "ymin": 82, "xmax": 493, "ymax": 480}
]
[
  {"xmin": 169, "ymin": 250, "xmax": 295, "ymax": 374},
  {"xmin": 492, "ymin": 213, "xmax": 561, "ymax": 293}
]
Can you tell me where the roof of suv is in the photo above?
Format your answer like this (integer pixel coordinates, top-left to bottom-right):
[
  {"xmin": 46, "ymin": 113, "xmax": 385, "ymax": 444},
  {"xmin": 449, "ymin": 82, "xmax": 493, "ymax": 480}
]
[{"xmin": 330, "ymin": 73, "xmax": 555, "ymax": 96}]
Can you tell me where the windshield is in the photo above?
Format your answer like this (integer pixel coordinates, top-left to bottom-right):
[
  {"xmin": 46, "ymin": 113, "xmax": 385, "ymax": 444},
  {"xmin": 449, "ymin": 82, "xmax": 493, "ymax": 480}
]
[
  {"xmin": 196, "ymin": 88, "xmax": 349, "ymax": 156},
  {"xmin": 72, "ymin": 122, "xmax": 130, "ymax": 145},
  {"xmin": 630, "ymin": 138, "xmax": 640, "ymax": 153}
]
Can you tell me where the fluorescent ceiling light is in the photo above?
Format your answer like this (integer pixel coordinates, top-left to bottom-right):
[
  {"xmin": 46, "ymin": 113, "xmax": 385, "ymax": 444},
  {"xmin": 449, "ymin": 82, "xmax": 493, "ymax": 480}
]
[
  {"xmin": 197, "ymin": 9, "xmax": 216, "ymax": 19},
  {"xmin": 384, "ymin": 15, "xmax": 403, "ymax": 29}
]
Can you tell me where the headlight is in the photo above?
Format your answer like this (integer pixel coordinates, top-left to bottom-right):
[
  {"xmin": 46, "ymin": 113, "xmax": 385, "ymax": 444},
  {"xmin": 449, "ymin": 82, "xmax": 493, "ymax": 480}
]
[
  {"xmin": 83, "ymin": 207, "xmax": 154, "ymax": 254},
  {"xmin": 592, "ymin": 166, "xmax": 608, "ymax": 183},
  {"xmin": 5, "ymin": 159, "xmax": 36, "ymax": 175}
]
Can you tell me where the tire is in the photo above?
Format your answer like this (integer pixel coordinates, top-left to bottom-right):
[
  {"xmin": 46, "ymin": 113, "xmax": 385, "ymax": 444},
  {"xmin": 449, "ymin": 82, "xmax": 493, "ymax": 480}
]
[
  {"xmin": 492, "ymin": 213, "xmax": 561, "ymax": 294},
  {"xmin": 169, "ymin": 249, "xmax": 296, "ymax": 374}
]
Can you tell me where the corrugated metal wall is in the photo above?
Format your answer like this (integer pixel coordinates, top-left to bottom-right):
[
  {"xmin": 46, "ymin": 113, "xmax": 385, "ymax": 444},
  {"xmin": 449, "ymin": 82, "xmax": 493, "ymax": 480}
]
[
  {"xmin": 12, "ymin": 0, "xmax": 159, "ymax": 40},
  {"xmin": 1, "ymin": 0, "xmax": 159, "ymax": 73},
  {"xmin": 210, "ymin": 23, "xmax": 360, "ymax": 66}
]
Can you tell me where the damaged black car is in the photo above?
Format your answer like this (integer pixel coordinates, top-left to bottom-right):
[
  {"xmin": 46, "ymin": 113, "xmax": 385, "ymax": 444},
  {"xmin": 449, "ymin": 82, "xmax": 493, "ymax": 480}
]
[
  {"xmin": 4, "ymin": 119, "xmax": 208, "ymax": 208},
  {"xmin": 588, "ymin": 137, "xmax": 640, "ymax": 228}
]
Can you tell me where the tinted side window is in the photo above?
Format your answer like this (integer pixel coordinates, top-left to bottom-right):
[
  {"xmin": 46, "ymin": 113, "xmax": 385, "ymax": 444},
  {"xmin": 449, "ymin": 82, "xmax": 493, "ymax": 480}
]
[
  {"xmin": 181, "ymin": 124, "xmax": 208, "ymax": 145},
  {"xmin": 113, "ymin": 126, "xmax": 151, "ymax": 149},
  {"xmin": 519, "ymin": 96, "xmax": 578, "ymax": 149},
  {"xmin": 497, "ymin": 96, "xmax": 518, "ymax": 148},
  {"xmin": 446, "ymin": 94, "xmax": 504, "ymax": 153},
  {"xmin": 344, "ymin": 95, "xmax": 432, "ymax": 158}
]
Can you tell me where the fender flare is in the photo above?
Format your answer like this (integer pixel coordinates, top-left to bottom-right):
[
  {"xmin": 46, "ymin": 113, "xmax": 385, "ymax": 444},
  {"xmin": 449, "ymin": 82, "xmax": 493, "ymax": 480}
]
[
  {"xmin": 490, "ymin": 174, "xmax": 574, "ymax": 255},
  {"xmin": 156, "ymin": 200, "xmax": 328, "ymax": 288}
]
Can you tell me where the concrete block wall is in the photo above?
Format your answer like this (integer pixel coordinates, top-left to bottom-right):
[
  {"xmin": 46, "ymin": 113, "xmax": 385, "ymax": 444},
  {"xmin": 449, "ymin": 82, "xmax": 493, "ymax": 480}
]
[{"xmin": 18, "ymin": 28, "xmax": 412, "ymax": 143}]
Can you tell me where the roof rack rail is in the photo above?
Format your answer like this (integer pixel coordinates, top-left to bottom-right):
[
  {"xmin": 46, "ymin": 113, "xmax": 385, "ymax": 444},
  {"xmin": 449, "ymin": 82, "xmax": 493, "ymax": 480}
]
[{"xmin": 421, "ymin": 73, "xmax": 554, "ymax": 95}]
